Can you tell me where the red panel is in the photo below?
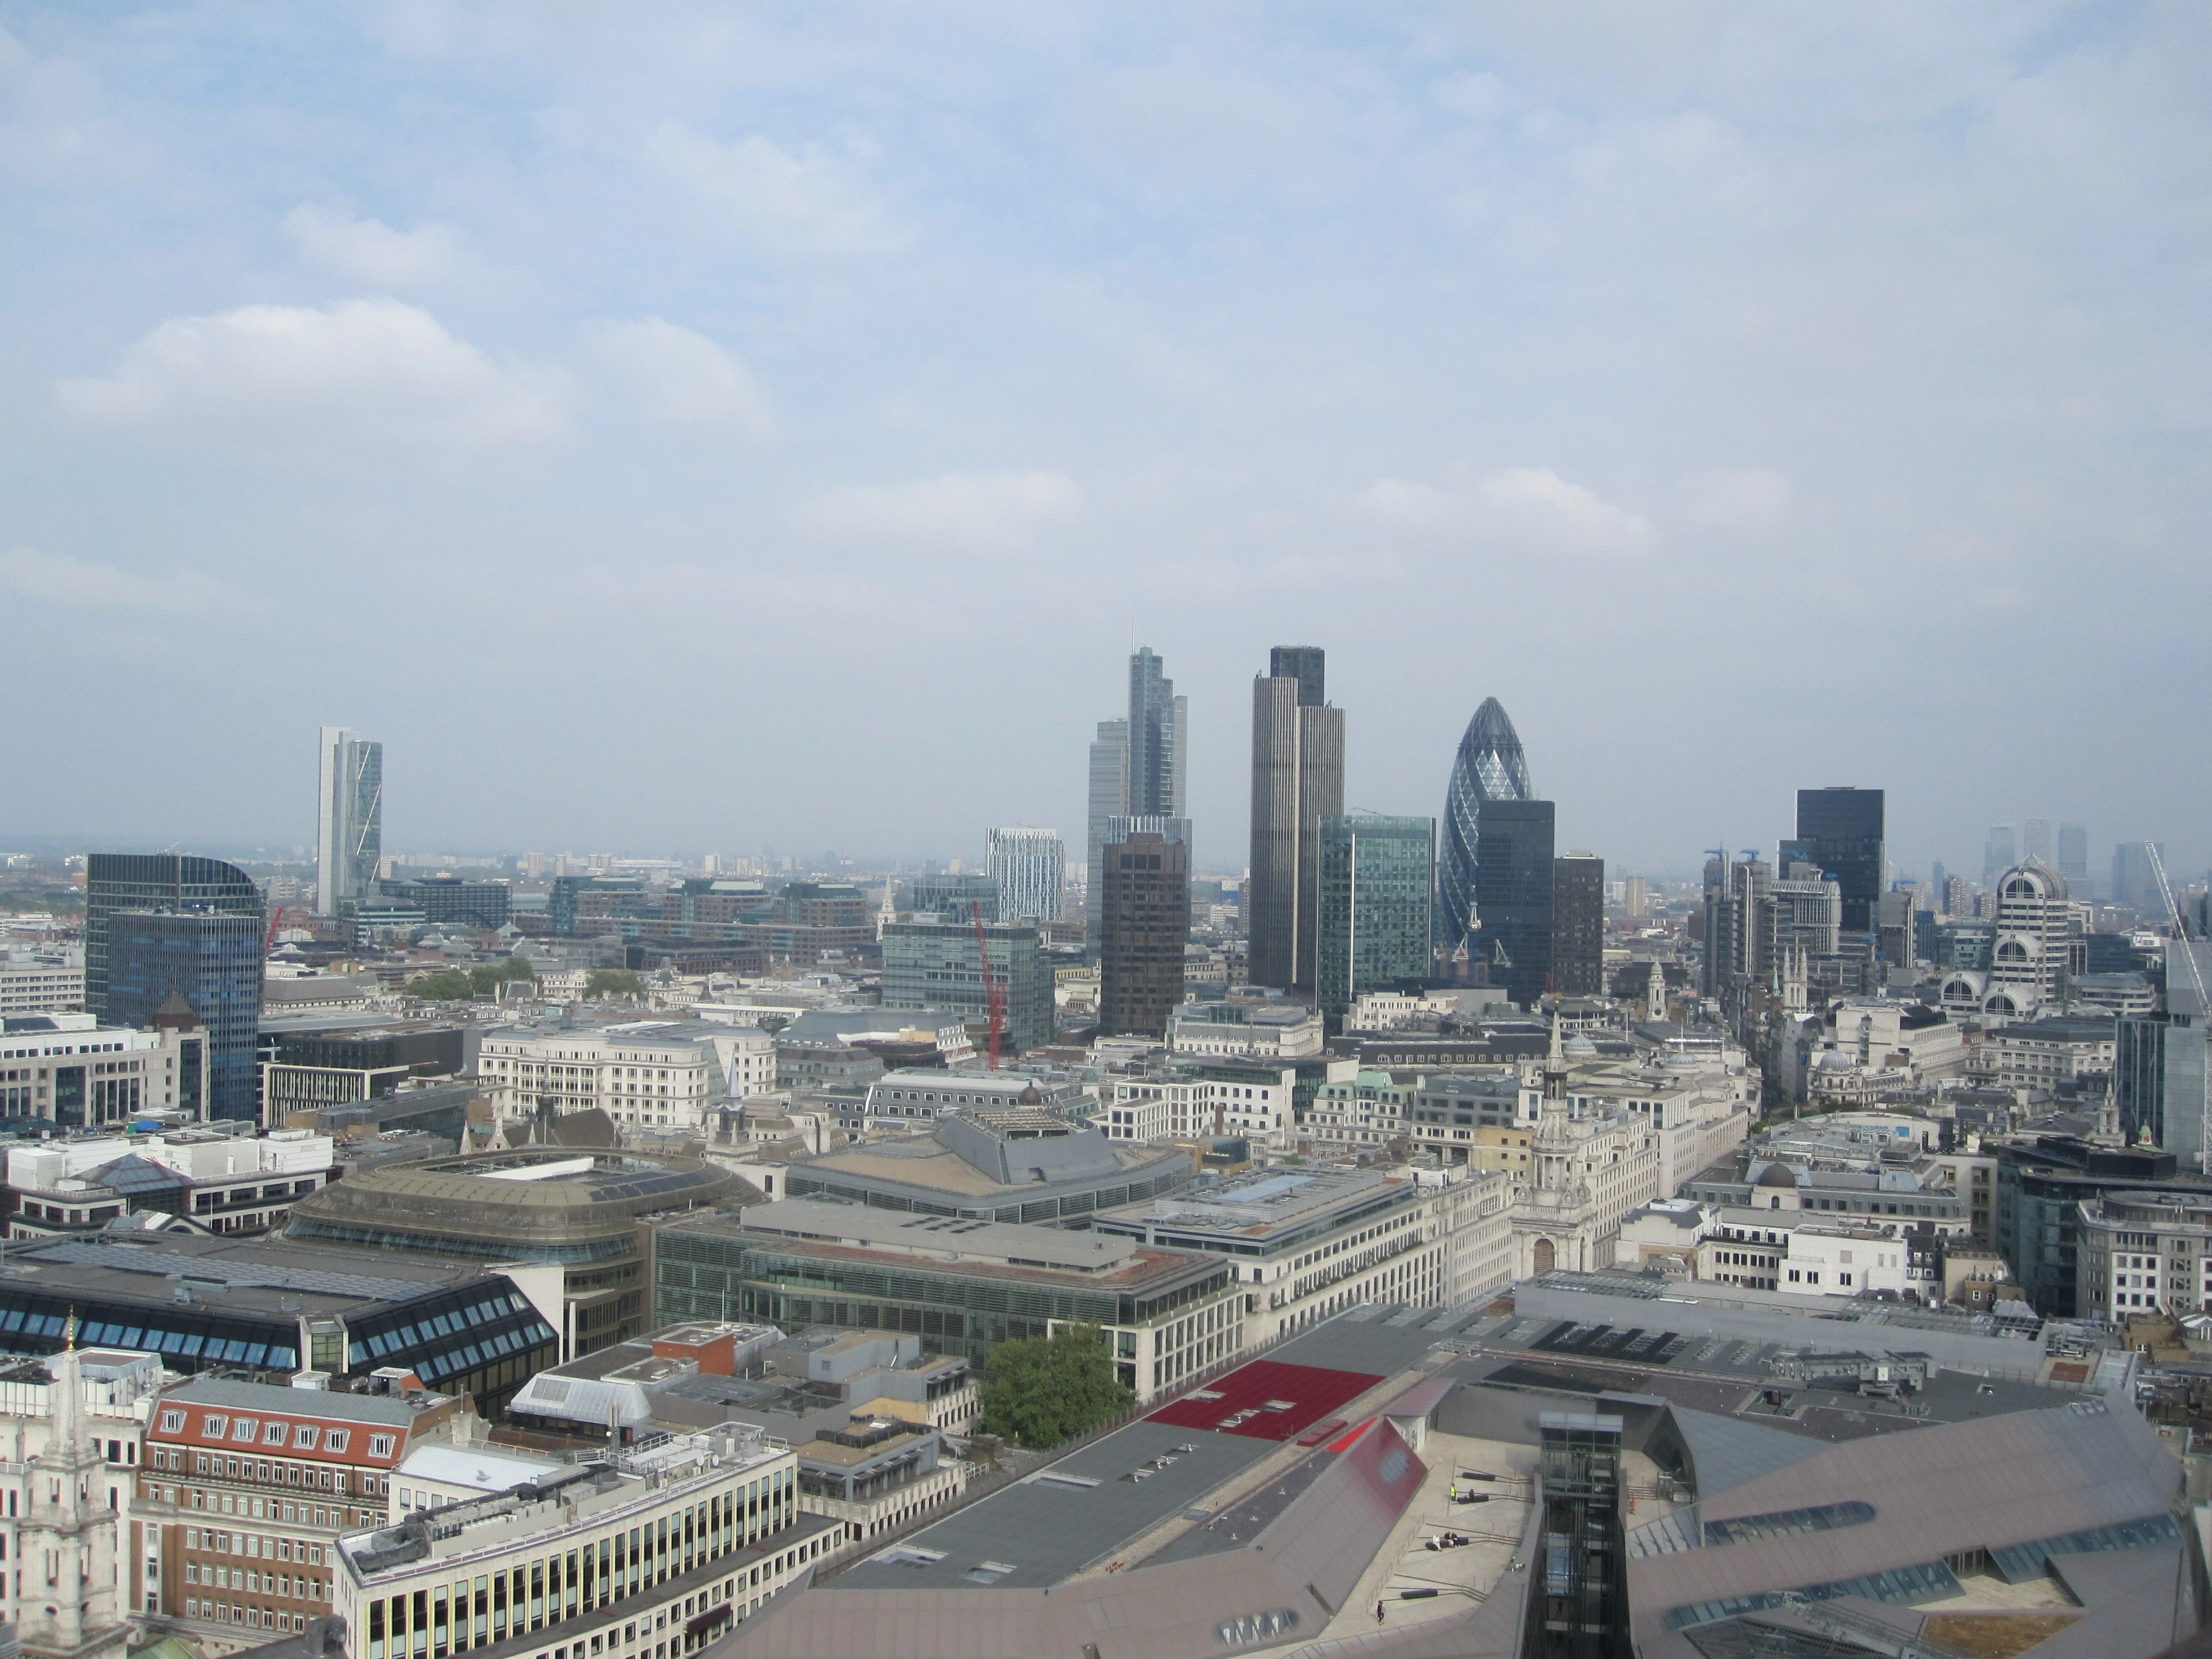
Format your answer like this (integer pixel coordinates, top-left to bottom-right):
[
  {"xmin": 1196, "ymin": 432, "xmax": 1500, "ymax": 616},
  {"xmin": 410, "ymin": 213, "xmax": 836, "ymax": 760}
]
[{"xmin": 1146, "ymin": 1359, "xmax": 1383, "ymax": 1441}]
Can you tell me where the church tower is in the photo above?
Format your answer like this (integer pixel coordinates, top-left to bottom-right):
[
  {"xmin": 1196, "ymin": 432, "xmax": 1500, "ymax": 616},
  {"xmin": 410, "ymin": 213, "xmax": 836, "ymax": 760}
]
[{"xmin": 18, "ymin": 1322, "xmax": 131, "ymax": 1659}]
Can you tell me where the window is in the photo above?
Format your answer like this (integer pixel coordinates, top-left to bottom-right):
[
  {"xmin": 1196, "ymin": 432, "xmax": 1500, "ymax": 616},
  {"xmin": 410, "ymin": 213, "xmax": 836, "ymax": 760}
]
[
  {"xmin": 367, "ymin": 1434, "xmax": 395, "ymax": 1459},
  {"xmin": 324, "ymin": 1431, "xmax": 349, "ymax": 1454},
  {"xmin": 161, "ymin": 1411, "xmax": 185, "ymax": 1433},
  {"xmin": 233, "ymin": 1420, "xmax": 259, "ymax": 1442},
  {"xmin": 264, "ymin": 1423, "xmax": 290, "ymax": 1447},
  {"xmin": 202, "ymin": 1416, "xmax": 228, "ymax": 1437},
  {"xmin": 293, "ymin": 1426, "xmax": 319, "ymax": 1451}
]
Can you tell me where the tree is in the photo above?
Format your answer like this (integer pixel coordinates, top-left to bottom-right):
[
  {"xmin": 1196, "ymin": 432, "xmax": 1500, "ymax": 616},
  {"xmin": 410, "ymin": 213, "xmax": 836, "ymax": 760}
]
[
  {"xmin": 585, "ymin": 968, "xmax": 643, "ymax": 999},
  {"xmin": 467, "ymin": 958, "xmax": 537, "ymax": 997},
  {"xmin": 978, "ymin": 1324, "xmax": 1133, "ymax": 1449},
  {"xmin": 406, "ymin": 969, "xmax": 476, "ymax": 1001}
]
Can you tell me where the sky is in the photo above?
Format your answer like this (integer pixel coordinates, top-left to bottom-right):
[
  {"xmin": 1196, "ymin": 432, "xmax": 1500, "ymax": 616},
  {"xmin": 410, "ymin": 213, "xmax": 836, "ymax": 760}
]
[{"xmin": 3, "ymin": 3, "xmax": 2208, "ymax": 881}]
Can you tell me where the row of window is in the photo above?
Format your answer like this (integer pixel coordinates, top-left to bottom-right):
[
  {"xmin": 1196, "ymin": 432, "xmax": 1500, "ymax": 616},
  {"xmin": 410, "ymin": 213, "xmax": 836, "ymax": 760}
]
[{"xmin": 159, "ymin": 1412, "xmax": 387, "ymax": 1457}]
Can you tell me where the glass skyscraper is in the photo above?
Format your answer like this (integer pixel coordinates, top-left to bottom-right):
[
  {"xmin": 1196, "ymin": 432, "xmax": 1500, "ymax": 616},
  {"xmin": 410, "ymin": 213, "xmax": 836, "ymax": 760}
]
[
  {"xmin": 1314, "ymin": 815, "xmax": 1434, "ymax": 1015},
  {"xmin": 102, "ymin": 907, "xmax": 265, "ymax": 1121},
  {"xmin": 85, "ymin": 853, "xmax": 264, "ymax": 1022},
  {"xmin": 1786, "ymin": 787, "xmax": 1884, "ymax": 935},
  {"xmin": 1474, "ymin": 800, "xmax": 1556, "ymax": 1008},
  {"xmin": 1438, "ymin": 696, "xmax": 1533, "ymax": 966},
  {"xmin": 316, "ymin": 725, "xmax": 383, "ymax": 915},
  {"xmin": 985, "ymin": 827, "xmax": 1065, "ymax": 924}
]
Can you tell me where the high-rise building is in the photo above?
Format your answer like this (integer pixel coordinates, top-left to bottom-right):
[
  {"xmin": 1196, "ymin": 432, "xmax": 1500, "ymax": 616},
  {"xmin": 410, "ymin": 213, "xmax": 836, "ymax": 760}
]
[
  {"xmin": 1247, "ymin": 646, "xmax": 1345, "ymax": 994},
  {"xmin": 2021, "ymin": 817, "xmax": 2053, "ymax": 864},
  {"xmin": 1786, "ymin": 787, "xmax": 1884, "ymax": 935},
  {"xmin": 102, "ymin": 907, "xmax": 264, "ymax": 1120},
  {"xmin": 907, "ymin": 872, "xmax": 999, "ymax": 922},
  {"xmin": 1473, "ymin": 799, "xmax": 1555, "ymax": 1008},
  {"xmin": 1098, "ymin": 831, "xmax": 1188, "ymax": 1039},
  {"xmin": 1084, "ymin": 718, "xmax": 1129, "ymax": 949},
  {"xmin": 1313, "ymin": 815, "xmax": 1433, "ymax": 1015},
  {"xmin": 1945, "ymin": 874, "xmax": 1970, "ymax": 919},
  {"xmin": 85, "ymin": 854, "xmax": 262, "ymax": 1026},
  {"xmin": 316, "ymin": 725, "xmax": 383, "ymax": 915},
  {"xmin": 1624, "ymin": 873, "xmax": 1647, "ymax": 921},
  {"xmin": 1438, "ymin": 697, "xmax": 1533, "ymax": 967},
  {"xmin": 1551, "ymin": 851, "xmax": 1605, "ymax": 997},
  {"xmin": 880, "ymin": 919, "xmax": 1052, "ymax": 1055},
  {"xmin": 1125, "ymin": 647, "xmax": 1186, "ymax": 818},
  {"xmin": 985, "ymin": 827, "xmax": 1063, "ymax": 924},
  {"xmin": 1987, "ymin": 859, "xmax": 2072, "ymax": 1016},
  {"xmin": 2058, "ymin": 823, "xmax": 2090, "ymax": 889},
  {"xmin": 2112, "ymin": 841, "xmax": 2167, "ymax": 915},
  {"xmin": 2159, "ymin": 941, "xmax": 2212, "ymax": 1171},
  {"xmin": 1983, "ymin": 825, "xmax": 2017, "ymax": 886}
]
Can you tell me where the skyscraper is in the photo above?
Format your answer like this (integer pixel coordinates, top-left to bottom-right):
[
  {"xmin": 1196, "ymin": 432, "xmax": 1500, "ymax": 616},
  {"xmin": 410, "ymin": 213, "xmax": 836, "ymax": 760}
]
[
  {"xmin": 2021, "ymin": 817, "xmax": 2053, "ymax": 865},
  {"xmin": 1125, "ymin": 647, "xmax": 1186, "ymax": 818},
  {"xmin": 1474, "ymin": 799, "xmax": 1555, "ymax": 1008},
  {"xmin": 2058, "ymin": 823, "xmax": 2089, "ymax": 889},
  {"xmin": 880, "ymin": 919, "xmax": 1052, "ymax": 1055},
  {"xmin": 316, "ymin": 726, "xmax": 383, "ymax": 915},
  {"xmin": 1247, "ymin": 646, "xmax": 1344, "ymax": 994},
  {"xmin": 104, "ymin": 908, "xmax": 264, "ymax": 1120},
  {"xmin": 2112, "ymin": 841, "xmax": 2168, "ymax": 915},
  {"xmin": 1098, "ymin": 831, "xmax": 1188, "ymax": 1039},
  {"xmin": 1084, "ymin": 718, "xmax": 1129, "ymax": 948},
  {"xmin": 985, "ymin": 827, "xmax": 1064, "ymax": 924},
  {"xmin": 1438, "ymin": 697, "xmax": 1533, "ymax": 966},
  {"xmin": 1313, "ymin": 815, "xmax": 1434, "ymax": 1015},
  {"xmin": 1786, "ymin": 787, "xmax": 1884, "ymax": 935},
  {"xmin": 85, "ymin": 853, "xmax": 263, "ymax": 1024},
  {"xmin": 1551, "ymin": 851, "xmax": 1605, "ymax": 997},
  {"xmin": 1983, "ymin": 825, "xmax": 2016, "ymax": 886}
]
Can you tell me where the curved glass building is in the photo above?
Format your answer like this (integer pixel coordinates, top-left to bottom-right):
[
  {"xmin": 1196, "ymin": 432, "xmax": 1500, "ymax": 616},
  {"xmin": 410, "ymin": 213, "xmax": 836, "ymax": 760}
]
[{"xmin": 1438, "ymin": 696, "xmax": 1533, "ymax": 960}]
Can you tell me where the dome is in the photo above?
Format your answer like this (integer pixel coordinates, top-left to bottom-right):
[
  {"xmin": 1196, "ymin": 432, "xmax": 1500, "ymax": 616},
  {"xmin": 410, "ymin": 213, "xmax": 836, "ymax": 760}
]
[
  {"xmin": 1754, "ymin": 1162, "xmax": 1799, "ymax": 1188},
  {"xmin": 1815, "ymin": 1048, "xmax": 1857, "ymax": 1071},
  {"xmin": 1564, "ymin": 1033, "xmax": 1599, "ymax": 1057}
]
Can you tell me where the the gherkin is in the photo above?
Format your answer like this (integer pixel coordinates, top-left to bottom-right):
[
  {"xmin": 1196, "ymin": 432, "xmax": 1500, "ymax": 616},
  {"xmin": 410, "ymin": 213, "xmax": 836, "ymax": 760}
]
[{"xmin": 1438, "ymin": 697, "xmax": 1532, "ymax": 959}]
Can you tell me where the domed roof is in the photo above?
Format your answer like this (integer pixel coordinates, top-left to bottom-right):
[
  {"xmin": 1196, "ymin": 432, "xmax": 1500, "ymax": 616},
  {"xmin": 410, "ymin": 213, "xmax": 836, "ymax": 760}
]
[
  {"xmin": 1754, "ymin": 1162, "xmax": 1799, "ymax": 1188},
  {"xmin": 1564, "ymin": 1033, "xmax": 1599, "ymax": 1057}
]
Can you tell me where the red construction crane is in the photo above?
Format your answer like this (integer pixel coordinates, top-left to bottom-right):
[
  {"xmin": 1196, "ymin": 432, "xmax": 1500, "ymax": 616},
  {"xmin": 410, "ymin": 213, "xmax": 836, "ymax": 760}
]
[
  {"xmin": 263, "ymin": 905, "xmax": 287, "ymax": 953},
  {"xmin": 970, "ymin": 899, "xmax": 1005, "ymax": 1070}
]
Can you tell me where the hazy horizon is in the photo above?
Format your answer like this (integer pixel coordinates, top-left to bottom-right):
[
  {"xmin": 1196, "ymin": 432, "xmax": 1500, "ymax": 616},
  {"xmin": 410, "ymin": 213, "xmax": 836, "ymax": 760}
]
[{"xmin": 6, "ymin": 7, "xmax": 2208, "ymax": 884}]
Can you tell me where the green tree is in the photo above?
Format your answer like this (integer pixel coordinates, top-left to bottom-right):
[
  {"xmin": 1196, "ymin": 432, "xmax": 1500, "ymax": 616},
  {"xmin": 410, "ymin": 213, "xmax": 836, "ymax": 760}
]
[
  {"xmin": 979, "ymin": 1324, "xmax": 1133, "ymax": 1449},
  {"xmin": 406, "ymin": 969, "xmax": 476, "ymax": 1001},
  {"xmin": 467, "ymin": 958, "xmax": 538, "ymax": 997},
  {"xmin": 585, "ymin": 968, "xmax": 643, "ymax": 999}
]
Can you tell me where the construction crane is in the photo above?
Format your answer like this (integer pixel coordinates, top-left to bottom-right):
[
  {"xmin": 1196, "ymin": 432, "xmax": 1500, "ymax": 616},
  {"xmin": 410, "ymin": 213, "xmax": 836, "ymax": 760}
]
[
  {"xmin": 263, "ymin": 905, "xmax": 287, "ymax": 953},
  {"xmin": 970, "ymin": 900, "xmax": 1005, "ymax": 1070},
  {"xmin": 2147, "ymin": 843, "xmax": 2211, "ymax": 1172}
]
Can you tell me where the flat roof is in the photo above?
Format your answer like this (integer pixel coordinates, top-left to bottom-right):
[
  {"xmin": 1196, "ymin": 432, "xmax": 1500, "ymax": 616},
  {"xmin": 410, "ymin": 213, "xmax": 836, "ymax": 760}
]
[
  {"xmin": 3, "ymin": 1233, "xmax": 493, "ymax": 1317},
  {"xmin": 732, "ymin": 1201, "xmax": 1143, "ymax": 1272},
  {"xmin": 1095, "ymin": 1164, "xmax": 1410, "ymax": 1239}
]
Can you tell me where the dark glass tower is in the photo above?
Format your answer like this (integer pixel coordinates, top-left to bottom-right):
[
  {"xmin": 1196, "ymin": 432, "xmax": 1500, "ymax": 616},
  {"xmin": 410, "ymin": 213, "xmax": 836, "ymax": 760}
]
[
  {"xmin": 1786, "ymin": 787, "xmax": 1885, "ymax": 935},
  {"xmin": 1474, "ymin": 800, "xmax": 1556, "ymax": 1008},
  {"xmin": 1099, "ymin": 832, "xmax": 1188, "ymax": 1039},
  {"xmin": 1248, "ymin": 646, "xmax": 1343, "ymax": 994},
  {"xmin": 1438, "ymin": 697, "xmax": 1533, "ymax": 964},
  {"xmin": 1551, "ymin": 851, "xmax": 1606, "ymax": 997},
  {"xmin": 1313, "ymin": 815, "xmax": 1434, "ymax": 1015},
  {"xmin": 86, "ymin": 854, "xmax": 263, "ymax": 1020},
  {"xmin": 103, "ymin": 909, "xmax": 264, "ymax": 1121}
]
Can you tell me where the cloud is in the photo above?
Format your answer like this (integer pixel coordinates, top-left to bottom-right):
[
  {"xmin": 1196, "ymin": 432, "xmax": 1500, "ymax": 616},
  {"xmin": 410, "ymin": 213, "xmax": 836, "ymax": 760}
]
[
  {"xmin": 588, "ymin": 318, "xmax": 775, "ymax": 441},
  {"xmin": 0, "ymin": 546, "xmax": 247, "ymax": 615},
  {"xmin": 1355, "ymin": 466, "xmax": 1655, "ymax": 555},
  {"xmin": 1680, "ymin": 467, "xmax": 1793, "ymax": 536},
  {"xmin": 640, "ymin": 124, "xmax": 906, "ymax": 255},
  {"xmin": 56, "ymin": 299, "xmax": 572, "ymax": 448},
  {"xmin": 792, "ymin": 471, "xmax": 1083, "ymax": 554},
  {"xmin": 283, "ymin": 201, "xmax": 466, "ymax": 288}
]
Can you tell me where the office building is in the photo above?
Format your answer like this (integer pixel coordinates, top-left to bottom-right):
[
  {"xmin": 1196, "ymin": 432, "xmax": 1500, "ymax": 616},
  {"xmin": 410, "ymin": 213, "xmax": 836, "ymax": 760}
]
[
  {"xmin": 1983, "ymin": 823, "xmax": 2016, "ymax": 885},
  {"xmin": 902, "ymin": 871, "xmax": 997, "ymax": 922},
  {"xmin": 1, "ymin": 950, "xmax": 84, "ymax": 1016},
  {"xmin": 2162, "ymin": 940, "xmax": 2212, "ymax": 1171},
  {"xmin": 2058, "ymin": 821, "xmax": 2089, "ymax": 888},
  {"xmin": 1312, "ymin": 815, "xmax": 1433, "ymax": 1015},
  {"xmin": 879, "ymin": 919, "xmax": 1052, "ymax": 1055},
  {"xmin": 1097, "ymin": 831, "xmax": 1188, "ymax": 1039},
  {"xmin": 333, "ymin": 1426, "xmax": 816, "ymax": 1658},
  {"xmin": 372, "ymin": 875, "xmax": 510, "ymax": 931},
  {"xmin": 1551, "ymin": 849, "xmax": 1605, "ymax": 996},
  {"xmin": 2021, "ymin": 815, "xmax": 2052, "ymax": 864},
  {"xmin": 983, "ymin": 827, "xmax": 1062, "ymax": 924},
  {"xmin": 1, "ymin": 1010, "xmax": 209, "ymax": 1126},
  {"xmin": 85, "ymin": 853, "xmax": 262, "ymax": 1025},
  {"xmin": 1474, "ymin": 799, "xmax": 1554, "ymax": 1008},
  {"xmin": 656, "ymin": 1199, "xmax": 1237, "ymax": 1396},
  {"xmin": 1438, "ymin": 696, "xmax": 1533, "ymax": 967},
  {"xmin": 139, "ymin": 1373, "xmax": 469, "ymax": 1638},
  {"xmin": 1246, "ymin": 646, "xmax": 1345, "ymax": 993},
  {"xmin": 477, "ymin": 1020, "xmax": 759, "ymax": 1132},
  {"xmin": 315, "ymin": 725, "xmax": 383, "ymax": 916},
  {"xmin": 1783, "ymin": 786, "xmax": 1884, "ymax": 933},
  {"xmin": 2111, "ymin": 839, "xmax": 2167, "ymax": 914},
  {"xmin": 1986, "ymin": 858, "xmax": 2072, "ymax": 1015},
  {"xmin": 287, "ymin": 1147, "xmax": 745, "ymax": 1357},
  {"xmin": 1124, "ymin": 646, "xmax": 1186, "ymax": 819},
  {"xmin": 8, "ymin": 1125, "xmax": 331, "ymax": 1240},
  {"xmin": 1082, "ymin": 718, "xmax": 1128, "ymax": 950},
  {"xmin": 100, "ymin": 907, "xmax": 264, "ymax": 1120}
]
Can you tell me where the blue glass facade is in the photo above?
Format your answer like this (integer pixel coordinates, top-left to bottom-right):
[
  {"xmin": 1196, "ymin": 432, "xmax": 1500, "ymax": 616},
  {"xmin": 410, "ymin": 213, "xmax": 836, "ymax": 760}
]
[
  {"xmin": 1474, "ymin": 800, "xmax": 1556, "ymax": 1008},
  {"xmin": 86, "ymin": 853, "xmax": 263, "ymax": 1018},
  {"xmin": 104, "ymin": 909, "xmax": 265, "ymax": 1121},
  {"xmin": 1314, "ymin": 816, "xmax": 1434, "ymax": 1015},
  {"xmin": 1438, "ymin": 697, "xmax": 1532, "ymax": 964}
]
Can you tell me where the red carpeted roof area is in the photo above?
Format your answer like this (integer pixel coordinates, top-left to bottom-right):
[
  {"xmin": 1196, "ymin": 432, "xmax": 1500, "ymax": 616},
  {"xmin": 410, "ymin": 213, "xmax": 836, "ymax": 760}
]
[{"xmin": 1146, "ymin": 1358, "xmax": 1383, "ymax": 1441}]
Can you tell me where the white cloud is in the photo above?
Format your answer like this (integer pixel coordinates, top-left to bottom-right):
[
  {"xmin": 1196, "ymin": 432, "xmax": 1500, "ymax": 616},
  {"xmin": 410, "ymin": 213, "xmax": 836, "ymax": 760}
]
[
  {"xmin": 1355, "ymin": 466, "xmax": 1655, "ymax": 555},
  {"xmin": 792, "ymin": 471, "xmax": 1083, "ymax": 554},
  {"xmin": 0, "ymin": 545, "xmax": 247, "ymax": 615},
  {"xmin": 1680, "ymin": 467, "xmax": 1793, "ymax": 536},
  {"xmin": 284, "ymin": 201, "xmax": 466, "ymax": 288},
  {"xmin": 56, "ymin": 299, "xmax": 572, "ymax": 448},
  {"xmin": 588, "ymin": 318, "xmax": 775, "ymax": 441},
  {"xmin": 641, "ymin": 123, "xmax": 905, "ymax": 255}
]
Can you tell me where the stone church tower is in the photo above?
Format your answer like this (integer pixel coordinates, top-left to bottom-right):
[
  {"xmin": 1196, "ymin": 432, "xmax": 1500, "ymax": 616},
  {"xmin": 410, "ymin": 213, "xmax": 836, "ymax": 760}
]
[{"xmin": 17, "ymin": 1327, "xmax": 131, "ymax": 1659}]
